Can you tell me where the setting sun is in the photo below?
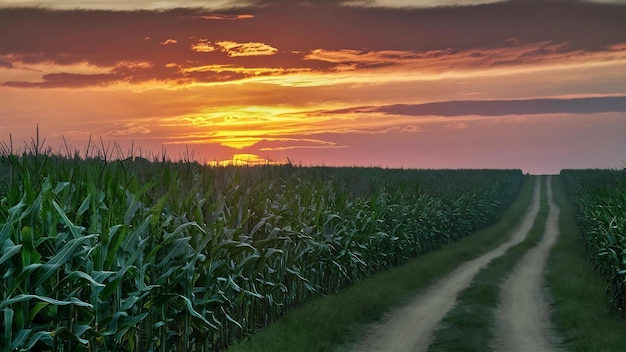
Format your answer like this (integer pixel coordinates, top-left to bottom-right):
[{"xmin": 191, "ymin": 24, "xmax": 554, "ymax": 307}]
[{"xmin": 207, "ymin": 153, "xmax": 285, "ymax": 166}]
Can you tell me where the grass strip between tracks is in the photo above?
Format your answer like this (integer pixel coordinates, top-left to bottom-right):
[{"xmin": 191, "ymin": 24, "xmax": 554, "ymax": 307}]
[
  {"xmin": 227, "ymin": 176, "xmax": 535, "ymax": 352},
  {"xmin": 546, "ymin": 176, "xmax": 626, "ymax": 351},
  {"xmin": 427, "ymin": 176, "xmax": 548, "ymax": 352}
]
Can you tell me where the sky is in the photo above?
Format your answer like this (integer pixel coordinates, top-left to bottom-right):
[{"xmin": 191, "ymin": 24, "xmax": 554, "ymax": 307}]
[{"xmin": 1, "ymin": 0, "xmax": 626, "ymax": 174}]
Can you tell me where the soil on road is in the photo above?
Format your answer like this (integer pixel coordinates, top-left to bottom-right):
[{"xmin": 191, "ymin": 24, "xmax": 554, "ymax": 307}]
[
  {"xmin": 492, "ymin": 176, "xmax": 562, "ymax": 352},
  {"xmin": 352, "ymin": 177, "xmax": 543, "ymax": 352}
]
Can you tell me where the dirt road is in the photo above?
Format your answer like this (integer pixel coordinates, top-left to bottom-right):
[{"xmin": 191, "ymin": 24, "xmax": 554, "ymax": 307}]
[
  {"xmin": 352, "ymin": 177, "xmax": 542, "ymax": 352},
  {"xmin": 492, "ymin": 176, "xmax": 561, "ymax": 351}
]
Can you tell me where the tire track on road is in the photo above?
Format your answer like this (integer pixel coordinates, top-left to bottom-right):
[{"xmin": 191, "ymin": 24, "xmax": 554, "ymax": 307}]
[
  {"xmin": 352, "ymin": 177, "xmax": 542, "ymax": 352},
  {"xmin": 492, "ymin": 176, "xmax": 562, "ymax": 352}
]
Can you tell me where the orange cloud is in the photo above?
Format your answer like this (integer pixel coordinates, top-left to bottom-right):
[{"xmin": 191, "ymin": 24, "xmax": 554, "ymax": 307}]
[
  {"xmin": 115, "ymin": 61, "xmax": 153, "ymax": 69},
  {"xmin": 180, "ymin": 64, "xmax": 310, "ymax": 77},
  {"xmin": 215, "ymin": 41, "xmax": 278, "ymax": 57},
  {"xmin": 304, "ymin": 41, "xmax": 599, "ymax": 73},
  {"xmin": 191, "ymin": 39, "xmax": 216, "ymax": 53},
  {"xmin": 192, "ymin": 14, "xmax": 255, "ymax": 21},
  {"xmin": 159, "ymin": 39, "xmax": 178, "ymax": 45},
  {"xmin": 154, "ymin": 103, "xmax": 438, "ymax": 150}
]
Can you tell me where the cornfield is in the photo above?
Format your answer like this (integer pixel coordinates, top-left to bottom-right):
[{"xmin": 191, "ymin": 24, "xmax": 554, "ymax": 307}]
[
  {"xmin": 561, "ymin": 169, "xmax": 626, "ymax": 315},
  {"xmin": 0, "ymin": 142, "xmax": 523, "ymax": 351}
]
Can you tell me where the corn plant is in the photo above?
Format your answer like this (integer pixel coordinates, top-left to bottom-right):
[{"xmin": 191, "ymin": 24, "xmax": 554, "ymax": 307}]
[
  {"xmin": 1, "ymin": 142, "xmax": 523, "ymax": 351},
  {"xmin": 561, "ymin": 169, "xmax": 626, "ymax": 315}
]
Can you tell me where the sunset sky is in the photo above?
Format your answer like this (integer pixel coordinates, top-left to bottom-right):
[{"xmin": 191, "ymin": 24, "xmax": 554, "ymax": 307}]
[{"xmin": 1, "ymin": 0, "xmax": 625, "ymax": 174}]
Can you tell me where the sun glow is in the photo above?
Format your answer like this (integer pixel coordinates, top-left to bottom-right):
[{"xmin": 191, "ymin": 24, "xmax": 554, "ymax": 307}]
[{"xmin": 207, "ymin": 153, "xmax": 285, "ymax": 166}]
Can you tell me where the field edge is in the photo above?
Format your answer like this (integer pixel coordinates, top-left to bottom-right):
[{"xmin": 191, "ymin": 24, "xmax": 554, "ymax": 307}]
[
  {"xmin": 227, "ymin": 175, "xmax": 536, "ymax": 352},
  {"xmin": 546, "ymin": 175, "xmax": 626, "ymax": 351}
]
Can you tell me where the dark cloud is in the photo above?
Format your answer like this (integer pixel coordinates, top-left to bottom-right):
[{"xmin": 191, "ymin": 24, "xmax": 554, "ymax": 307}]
[
  {"xmin": 237, "ymin": 0, "xmax": 626, "ymax": 52},
  {"xmin": 1, "ymin": 1, "xmax": 625, "ymax": 88},
  {"xmin": 320, "ymin": 96, "xmax": 626, "ymax": 117},
  {"xmin": 3, "ymin": 72, "xmax": 115, "ymax": 88},
  {"xmin": 0, "ymin": 63, "xmax": 252, "ymax": 88}
]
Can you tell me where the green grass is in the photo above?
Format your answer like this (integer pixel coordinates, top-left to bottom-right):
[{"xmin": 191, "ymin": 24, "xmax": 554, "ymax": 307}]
[
  {"xmin": 227, "ymin": 176, "xmax": 535, "ymax": 352},
  {"xmin": 546, "ymin": 176, "xmax": 626, "ymax": 351},
  {"xmin": 427, "ymin": 176, "xmax": 548, "ymax": 352}
]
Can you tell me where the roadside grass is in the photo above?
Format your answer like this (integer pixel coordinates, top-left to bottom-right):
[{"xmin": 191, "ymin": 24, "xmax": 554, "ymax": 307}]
[
  {"xmin": 227, "ymin": 176, "xmax": 535, "ymax": 352},
  {"xmin": 427, "ymin": 176, "xmax": 548, "ymax": 352},
  {"xmin": 546, "ymin": 176, "xmax": 626, "ymax": 351}
]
